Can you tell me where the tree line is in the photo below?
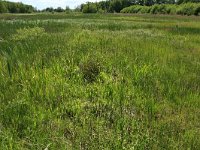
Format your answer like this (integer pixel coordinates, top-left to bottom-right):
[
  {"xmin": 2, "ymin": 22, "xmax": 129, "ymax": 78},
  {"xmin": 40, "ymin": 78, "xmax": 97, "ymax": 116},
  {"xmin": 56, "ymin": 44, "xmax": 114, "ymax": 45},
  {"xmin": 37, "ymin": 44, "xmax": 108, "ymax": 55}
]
[
  {"xmin": 0, "ymin": 1, "xmax": 71, "ymax": 14},
  {"xmin": 80, "ymin": 0, "xmax": 200, "ymax": 13},
  {"xmin": 121, "ymin": 3, "xmax": 200, "ymax": 15},
  {"xmin": 1, "ymin": 0, "xmax": 199, "ymax": 14},
  {"xmin": 0, "ymin": 0, "xmax": 35, "ymax": 13},
  {"xmin": 41, "ymin": 6, "xmax": 71, "ymax": 13}
]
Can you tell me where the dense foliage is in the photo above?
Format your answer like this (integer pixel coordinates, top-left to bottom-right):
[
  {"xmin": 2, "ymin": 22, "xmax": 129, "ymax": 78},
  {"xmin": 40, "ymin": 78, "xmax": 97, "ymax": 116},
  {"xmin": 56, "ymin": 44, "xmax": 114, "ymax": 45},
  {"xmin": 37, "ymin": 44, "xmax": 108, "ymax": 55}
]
[
  {"xmin": 0, "ymin": 0, "xmax": 35, "ymax": 13},
  {"xmin": 81, "ymin": 0, "xmax": 200, "ymax": 13},
  {"xmin": 121, "ymin": 3, "xmax": 200, "ymax": 15}
]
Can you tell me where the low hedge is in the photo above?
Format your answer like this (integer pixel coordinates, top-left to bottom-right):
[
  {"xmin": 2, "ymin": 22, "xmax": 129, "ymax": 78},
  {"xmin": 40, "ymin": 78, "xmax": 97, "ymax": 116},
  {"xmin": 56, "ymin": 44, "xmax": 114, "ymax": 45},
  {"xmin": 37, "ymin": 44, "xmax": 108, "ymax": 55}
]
[{"xmin": 121, "ymin": 3, "xmax": 200, "ymax": 16}]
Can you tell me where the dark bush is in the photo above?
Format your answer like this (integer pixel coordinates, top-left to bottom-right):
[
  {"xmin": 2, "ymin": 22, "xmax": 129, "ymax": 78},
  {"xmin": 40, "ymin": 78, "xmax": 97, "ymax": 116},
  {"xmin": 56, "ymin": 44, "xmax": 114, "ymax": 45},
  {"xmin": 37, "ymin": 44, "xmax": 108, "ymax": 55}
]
[
  {"xmin": 82, "ymin": 3, "xmax": 98, "ymax": 13},
  {"xmin": 165, "ymin": 5, "xmax": 177, "ymax": 14},
  {"xmin": 139, "ymin": 6, "xmax": 151, "ymax": 14},
  {"xmin": 150, "ymin": 4, "xmax": 170, "ymax": 14},
  {"xmin": 79, "ymin": 59, "xmax": 101, "ymax": 83},
  {"xmin": 177, "ymin": 3, "xmax": 196, "ymax": 15},
  {"xmin": 150, "ymin": 4, "xmax": 160, "ymax": 14},
  {"xmin": 0, "ymin": 1, "xmax": 8, "ymax": 13},
  {"xmin": 120, "ymin": 5, "xmax": 143, "ymax": 13},
  {"xmin": 194, "ymin": 3, "xmax": 200, "ymax": 16}
]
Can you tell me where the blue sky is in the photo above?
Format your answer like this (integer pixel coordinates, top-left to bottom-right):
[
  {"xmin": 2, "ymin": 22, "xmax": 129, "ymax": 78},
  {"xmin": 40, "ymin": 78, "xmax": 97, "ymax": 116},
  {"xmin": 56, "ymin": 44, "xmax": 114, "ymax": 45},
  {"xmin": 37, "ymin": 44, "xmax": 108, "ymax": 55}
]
[{"xmin": 7, "ymin": 0, "xmax": 102, "ymax": 9}]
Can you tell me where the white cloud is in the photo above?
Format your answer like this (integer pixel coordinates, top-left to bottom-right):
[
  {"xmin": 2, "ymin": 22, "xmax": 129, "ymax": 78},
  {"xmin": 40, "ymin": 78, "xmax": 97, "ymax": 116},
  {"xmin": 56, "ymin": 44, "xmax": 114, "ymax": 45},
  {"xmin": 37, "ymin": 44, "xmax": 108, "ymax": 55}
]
[{"xmin": 7, "ymin": 0, "xmax": 101, "ymax": 9}]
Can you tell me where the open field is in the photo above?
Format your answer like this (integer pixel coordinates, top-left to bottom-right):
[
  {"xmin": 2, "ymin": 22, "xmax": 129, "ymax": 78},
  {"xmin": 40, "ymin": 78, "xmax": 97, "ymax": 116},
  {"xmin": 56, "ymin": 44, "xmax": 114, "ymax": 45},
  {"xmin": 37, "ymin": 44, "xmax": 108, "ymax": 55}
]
[{"xmin": 0, "ymin": 13, "xmax": 200, "ymax": 149}]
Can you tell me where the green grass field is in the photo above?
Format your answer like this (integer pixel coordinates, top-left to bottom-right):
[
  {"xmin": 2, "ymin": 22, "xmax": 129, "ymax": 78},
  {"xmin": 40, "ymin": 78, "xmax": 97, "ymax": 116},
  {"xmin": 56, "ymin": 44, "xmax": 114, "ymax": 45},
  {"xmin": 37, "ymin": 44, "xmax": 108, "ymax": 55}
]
[{"xmin": 0, "ymin": 13, "xmax": 200, "ymax": 150}]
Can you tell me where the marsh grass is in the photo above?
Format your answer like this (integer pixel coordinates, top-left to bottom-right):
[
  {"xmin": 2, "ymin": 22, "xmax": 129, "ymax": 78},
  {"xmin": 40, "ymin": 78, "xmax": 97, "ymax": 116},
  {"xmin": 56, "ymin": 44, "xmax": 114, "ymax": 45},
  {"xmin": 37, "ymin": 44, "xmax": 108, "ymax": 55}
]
[
  {"xmin": 11, "ymin": 27, "xmax": 46, "ymax": 41},
  {"xmin": 0, "ymin": 13, "xmax": 200, "ymax": 149}
]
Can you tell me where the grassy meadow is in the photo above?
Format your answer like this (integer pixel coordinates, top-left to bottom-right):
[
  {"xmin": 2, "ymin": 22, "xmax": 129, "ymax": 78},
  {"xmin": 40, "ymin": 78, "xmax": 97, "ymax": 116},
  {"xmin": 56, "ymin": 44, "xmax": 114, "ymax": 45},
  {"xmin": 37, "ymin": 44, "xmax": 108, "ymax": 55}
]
[{"xmin": 0, "ymin": 13, "xmax": 200, "ymax": 149}]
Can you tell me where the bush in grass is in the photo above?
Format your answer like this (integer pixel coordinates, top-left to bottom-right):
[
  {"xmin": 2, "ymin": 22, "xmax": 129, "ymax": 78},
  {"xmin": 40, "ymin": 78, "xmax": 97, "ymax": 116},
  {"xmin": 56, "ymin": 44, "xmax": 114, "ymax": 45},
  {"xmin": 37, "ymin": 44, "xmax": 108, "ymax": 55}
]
[
  {"xmin": 132, "ymin": 5, "xmax": 143, "ymax": 13},
  {"xmin": 194, "ymin": 3, "xmax": 200, "ymax": 16},
  {"xmin": 120, "ymin": 7, "xmax": 130, "ymax": 13},
  {"xmin": 177, "ymin": 3, "xmax": 197, "ymax": 15},
  {"xmin": 97, "ymin": 8, "xmax": 105, "ymax": 13},
  {"xmin": 150, "ymin": 4, "xmax": 170, "ymax": 14},
  {"xmin": 0, "ymin": 1, "xmax": 8, "ymax": 13},
  {"xmin": 166, "ymin": 5, "xmax": 177, "ymax": 14},
  {"xmin": 150, "ymin": 4, "xmax": 159, "ymax": 14},
  {"xmin": 139, "ymin": 6, "xmax": 151, "ymax": 14},
  {"xmin": 79, "ymin": 59, "xmax": 101, "ymax": 83},
  {"xmin": 82, "ymin": 3, "xmax": 97, "ymax": 13},
  {"xmin": 120, "ymin": 5, "xmax": 143, "ymax": 13}
]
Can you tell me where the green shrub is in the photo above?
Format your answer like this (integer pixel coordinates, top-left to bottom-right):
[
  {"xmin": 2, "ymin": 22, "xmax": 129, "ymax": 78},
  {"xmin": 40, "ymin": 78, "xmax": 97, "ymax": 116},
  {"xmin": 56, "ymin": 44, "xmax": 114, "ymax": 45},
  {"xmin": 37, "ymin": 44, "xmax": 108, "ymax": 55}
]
[
  {"xmin": 132, "ymin": 5, "xmax": 143, "ymax": 13},
  {"xmin": 150, "ymin": 4, "xmax": 171, "ymax": 14},
  {"xmin": 98, "ymin": 8, "xmax": 105, "ymax": 13},
  {"xmin": 120, "ymin": 7, "xmax": 130, "ymax": 13},
  {"xmin": 166, "ymin": 5, "xmax": 177, "ymax": 14},
  {"xmin": 139, "ymin": 6, "xmax": 151, "ymax": 14},
  {"xmin": 82, "ymin": 3, "xmax": 97, "ymax": 13},
  {"xmin": 79, "ymin": 59, "xmax": 102, "ymax": 83},
  {"xmin": 194, "ymin": 3, "xmax": 200, "ymax": 16},
  {"xmin": 177, "ymin": 3, "xmax": 196, "ymax": 15},
  {"xmin": 0, "ymin": 1, "xmax": 8, "ymax": 13},
  {"xmin": 150, "ymin": 4, "xmax": 159, "ymax": 14},
  {"xmin": 120, "ymin": 5, "xmax": 143, "ymax": 13}
]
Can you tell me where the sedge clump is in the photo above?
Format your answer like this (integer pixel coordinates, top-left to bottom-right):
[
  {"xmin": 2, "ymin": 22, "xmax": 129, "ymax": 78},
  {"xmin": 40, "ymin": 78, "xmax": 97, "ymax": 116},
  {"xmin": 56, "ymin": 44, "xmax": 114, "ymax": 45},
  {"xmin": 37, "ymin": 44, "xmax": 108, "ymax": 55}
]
[{"xmin": 79, "ymin": 59, "xmax": 101, "ymax": 83}]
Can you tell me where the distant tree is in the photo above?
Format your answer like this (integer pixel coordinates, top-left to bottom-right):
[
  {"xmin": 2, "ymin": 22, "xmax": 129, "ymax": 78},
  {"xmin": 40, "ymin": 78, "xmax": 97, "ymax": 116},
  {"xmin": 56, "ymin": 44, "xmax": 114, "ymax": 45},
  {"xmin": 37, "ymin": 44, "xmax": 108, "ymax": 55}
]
[
  {"xmin": 80, "ymin": 0, "xmax": 200, "ymax": 14},
  {"xmin": 99, "ymin": 1, "xmax": 110, "ymax": 12},
  {"xmin": 82, "ymin": 2, "xmax": 97, "ymax": 13},
  {"xmin": 109, "ymin": 0, "xmax": 123, "ymax": 12},
  {"xmin": 45, "ymin": 7, "xmax": 54, "ymax": 12},
  {"xmin": 54, "ymin": 7, "xmax": 65, "ymax": 12},
  {"xmin": 0, "ymin": 1, "xmax": 8, "ymax": 13},
  {"xmin": 74, "ymin": 5, "xmax": 82, "ymax": 12},
  {"xmin": 19, "ymin": 3, "xmax": 28, "ymax": 13},
  {"xmin": 65, "ymin": 6, "xmax": 71, "ymax": 13},
  {"xmin": 7, "ymin": 2, "xmax": 19, "ymax": 13},
  {"xmin": 0, "ymin": 1, "xmax": 35, "ymax": 13}
]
